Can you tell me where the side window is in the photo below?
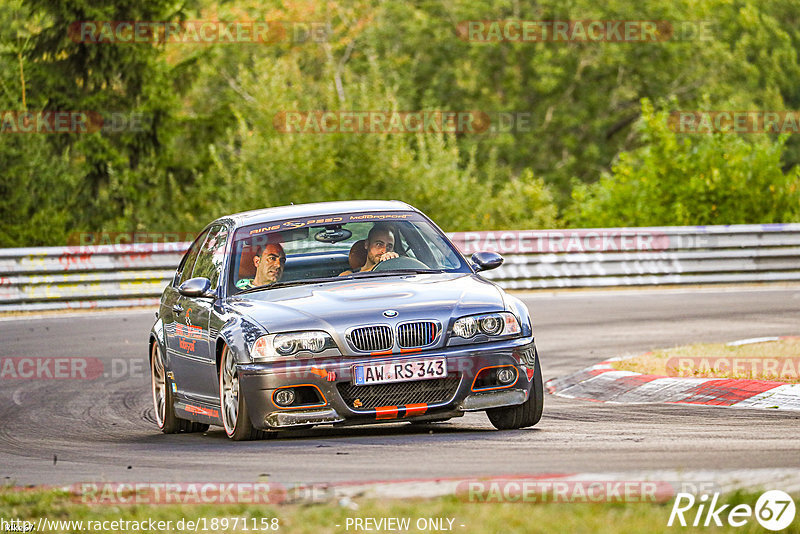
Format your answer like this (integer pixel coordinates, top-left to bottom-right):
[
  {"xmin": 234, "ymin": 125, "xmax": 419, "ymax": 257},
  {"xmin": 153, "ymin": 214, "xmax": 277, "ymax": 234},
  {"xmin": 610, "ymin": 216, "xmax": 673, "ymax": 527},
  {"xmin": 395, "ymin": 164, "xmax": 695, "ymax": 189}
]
[
  {"xmin": 425, "ymin": 232, "xmax": 461, "ymax": 269},
  {"xmin": 191, "ymin": 225, "xmax": 228, "ymax": 289},
  {"xmin": 176, "ymin": 229, "xmax": 210, "ymax": 286}
]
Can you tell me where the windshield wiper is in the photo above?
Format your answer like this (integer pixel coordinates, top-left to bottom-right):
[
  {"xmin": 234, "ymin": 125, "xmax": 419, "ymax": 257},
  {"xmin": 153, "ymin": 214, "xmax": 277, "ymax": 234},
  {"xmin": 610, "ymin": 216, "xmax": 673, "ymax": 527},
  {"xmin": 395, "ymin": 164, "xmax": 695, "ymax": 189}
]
[
  {"xmin": 237, "ymin": 276, "xmax": 340, "ymax": 294},
  {"xmin": 348, "ymin": 268, "xmax": 446, "ymax": 277},
  {"xmin": 237, "ymin": 270, "xmax": 448, "ymax": 294}
]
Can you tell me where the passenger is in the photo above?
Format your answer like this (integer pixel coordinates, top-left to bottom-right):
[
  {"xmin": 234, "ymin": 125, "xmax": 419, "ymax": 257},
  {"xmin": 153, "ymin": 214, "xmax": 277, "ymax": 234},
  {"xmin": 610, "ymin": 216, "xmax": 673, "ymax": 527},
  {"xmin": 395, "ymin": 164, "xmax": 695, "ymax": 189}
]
[
  {"xmin": 236, "ymin": 242, "xmax": 286, "ymax": 289},
  {"xmin": 340, "ymin": 224, "xmax": 399, "ymax": 275}
]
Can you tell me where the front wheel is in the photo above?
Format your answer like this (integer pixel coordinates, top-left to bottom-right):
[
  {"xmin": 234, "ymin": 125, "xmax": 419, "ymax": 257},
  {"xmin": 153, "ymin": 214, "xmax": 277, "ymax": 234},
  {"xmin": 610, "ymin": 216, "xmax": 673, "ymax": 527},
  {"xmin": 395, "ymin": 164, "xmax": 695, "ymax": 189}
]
[
  {"xmin": 151, "ymin": 342, "xmax": 208, "ymax": 433},
  {"xmin": 486, "ymin": 355, "xmax": 543, "ymax": 430},
  {"xmin": 219, "ymin": 345, "xmax": 264, "ymax": 441}
]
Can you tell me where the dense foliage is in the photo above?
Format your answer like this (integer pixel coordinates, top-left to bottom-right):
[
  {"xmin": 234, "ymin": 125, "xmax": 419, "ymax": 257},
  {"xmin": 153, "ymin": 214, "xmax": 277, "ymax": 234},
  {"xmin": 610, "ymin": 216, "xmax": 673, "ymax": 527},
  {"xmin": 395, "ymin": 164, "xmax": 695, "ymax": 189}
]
[{"xmin": 1, "ymin": 0, "xmax": 799, "ymax": 246}]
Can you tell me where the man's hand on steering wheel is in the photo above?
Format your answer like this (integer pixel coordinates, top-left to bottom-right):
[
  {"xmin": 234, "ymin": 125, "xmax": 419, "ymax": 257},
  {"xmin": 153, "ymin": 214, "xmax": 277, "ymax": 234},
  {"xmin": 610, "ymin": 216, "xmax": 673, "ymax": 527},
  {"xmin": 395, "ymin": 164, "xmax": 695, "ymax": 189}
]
[{"xmin": 378, "ymin": 251, "xmax": 399, "ymax": 263}]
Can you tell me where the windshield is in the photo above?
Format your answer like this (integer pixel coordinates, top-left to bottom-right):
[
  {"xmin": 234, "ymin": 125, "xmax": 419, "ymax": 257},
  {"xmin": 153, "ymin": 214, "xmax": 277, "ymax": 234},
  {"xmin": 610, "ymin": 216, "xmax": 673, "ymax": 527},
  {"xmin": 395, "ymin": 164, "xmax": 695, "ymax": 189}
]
[{"xmin": 229, "ymin": 211, "xmax": 470, "ymax": 294}]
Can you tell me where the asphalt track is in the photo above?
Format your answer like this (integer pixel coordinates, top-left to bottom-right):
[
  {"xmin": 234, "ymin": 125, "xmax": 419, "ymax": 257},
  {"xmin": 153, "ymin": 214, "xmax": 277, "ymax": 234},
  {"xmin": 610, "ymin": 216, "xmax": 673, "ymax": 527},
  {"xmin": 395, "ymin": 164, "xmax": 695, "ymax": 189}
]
[{"xmin": 1, "ymin": 286, "xmax": 799, "ymax": 487}]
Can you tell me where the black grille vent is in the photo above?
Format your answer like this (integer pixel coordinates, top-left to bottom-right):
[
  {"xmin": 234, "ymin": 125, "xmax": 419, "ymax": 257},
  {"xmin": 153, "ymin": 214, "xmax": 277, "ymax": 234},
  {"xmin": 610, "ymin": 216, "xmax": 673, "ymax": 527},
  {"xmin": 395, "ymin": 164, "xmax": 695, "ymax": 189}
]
[
  {"xmin": 349, "ymin": 325, "xmax": 393, "ymax": 352},
  {"xmin": 397, "ymin": 321, "xmax": 438, "ymax": 348},
  {"xmin": 338, "ymin": 376, "xmax": 461, "ymax": 410}
]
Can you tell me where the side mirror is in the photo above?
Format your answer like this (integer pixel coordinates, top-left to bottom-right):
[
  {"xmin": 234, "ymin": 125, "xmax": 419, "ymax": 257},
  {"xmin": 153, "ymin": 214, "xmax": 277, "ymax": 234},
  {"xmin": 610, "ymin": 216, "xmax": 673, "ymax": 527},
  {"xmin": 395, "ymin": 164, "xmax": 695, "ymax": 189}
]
[
  {"xmin": 178, "ymin": 277, "xmax": 215, "ymax": 298},
  {"xmin": 471, "ymin": 252, "xmax": 504, "ymax": 272}
]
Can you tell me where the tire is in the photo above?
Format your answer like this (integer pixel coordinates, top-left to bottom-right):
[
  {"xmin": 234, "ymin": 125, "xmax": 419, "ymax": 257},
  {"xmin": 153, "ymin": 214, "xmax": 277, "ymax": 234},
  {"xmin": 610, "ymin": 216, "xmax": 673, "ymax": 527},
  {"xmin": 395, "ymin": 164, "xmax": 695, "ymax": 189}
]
[
  {"xmin": 219, "ymin": 345, "xmax": 264, "ymax": 441},
  {"xmin": 151, "ymin": 342, "xmax": 209, "ymax": 434},
  {"xmin": 486, "ymin": 356, "xmax": 543, "ymax": 430}
]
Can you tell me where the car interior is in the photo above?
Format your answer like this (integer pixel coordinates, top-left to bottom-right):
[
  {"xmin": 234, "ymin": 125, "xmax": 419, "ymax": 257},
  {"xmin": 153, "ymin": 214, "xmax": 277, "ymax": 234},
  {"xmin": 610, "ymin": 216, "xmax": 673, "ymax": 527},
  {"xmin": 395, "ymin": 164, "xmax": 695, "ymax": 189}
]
[
  {"xmin": 230, "ymin": 220, "xmax": 455, "ymax": 292},
  {"xmin": 235, "ymin": 240, "xmax": 362, "ymax": 283}
]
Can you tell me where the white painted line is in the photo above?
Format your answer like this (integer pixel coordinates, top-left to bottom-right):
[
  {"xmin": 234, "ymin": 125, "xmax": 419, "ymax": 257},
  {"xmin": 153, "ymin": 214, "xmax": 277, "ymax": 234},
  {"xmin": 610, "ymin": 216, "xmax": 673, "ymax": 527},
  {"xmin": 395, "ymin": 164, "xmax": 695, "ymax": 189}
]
[
  {"xmin": 516, "ymin": 284, "xmax": 800, "ymax": 299},
  {"xmin": 733, "ymin": 384, "xmax": 800, "ymax": 410},
  {"xmin": 726, "ymin": 337, "xmax": 780, "ymax": 346},
  {"xmin": 288, "ymin": 469, "xmax": 800, "ymax": 503},
  {"xmin": 549, "ymin": 354, "xmax": 800, "ymax": 410},
  {"xmin": 0, "ymin": 308, "xmax": 154, "ymax": 323}
]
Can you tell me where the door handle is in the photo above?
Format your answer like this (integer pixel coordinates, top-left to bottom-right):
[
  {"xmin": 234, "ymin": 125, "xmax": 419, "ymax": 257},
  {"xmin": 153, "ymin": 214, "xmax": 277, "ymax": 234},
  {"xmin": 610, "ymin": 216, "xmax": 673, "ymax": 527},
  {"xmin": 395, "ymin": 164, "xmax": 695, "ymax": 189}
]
[{"xmin": 172, "ymin": 303, "xmax": 184, "ymax": 314}]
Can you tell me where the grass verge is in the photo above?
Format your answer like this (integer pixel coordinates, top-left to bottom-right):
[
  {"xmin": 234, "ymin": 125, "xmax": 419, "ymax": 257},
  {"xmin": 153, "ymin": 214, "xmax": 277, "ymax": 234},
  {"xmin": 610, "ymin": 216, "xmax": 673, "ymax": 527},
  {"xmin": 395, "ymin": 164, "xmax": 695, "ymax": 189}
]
[
  {"xmin": 1, "ymin": 486, "xmax": 799, "ymax": 533},
  {"xmin": 611, "ymin": 337, "xmax": 800, "ymax": 382}
]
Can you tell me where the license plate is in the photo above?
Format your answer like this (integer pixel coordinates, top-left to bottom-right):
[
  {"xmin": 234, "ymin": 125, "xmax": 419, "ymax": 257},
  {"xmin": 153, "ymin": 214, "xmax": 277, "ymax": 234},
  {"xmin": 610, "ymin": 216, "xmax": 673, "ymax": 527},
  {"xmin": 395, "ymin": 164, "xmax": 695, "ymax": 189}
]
[{"xmin": 353, "ymin": 358, "xmax": 447, "ymax": 386}]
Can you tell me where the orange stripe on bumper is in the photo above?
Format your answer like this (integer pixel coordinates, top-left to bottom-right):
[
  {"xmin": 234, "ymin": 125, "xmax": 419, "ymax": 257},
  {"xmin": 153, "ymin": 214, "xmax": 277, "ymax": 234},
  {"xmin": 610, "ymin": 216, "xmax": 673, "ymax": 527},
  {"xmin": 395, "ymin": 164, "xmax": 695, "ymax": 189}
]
[
  {"xmin": 375, "ymin": 406, "xmax": 399, "ymax": 420},
  {"xmin": 404, "ymin": 403, "xmax": 428, "ymax": 417},
  {"xmin": 370, "ymin": 350, "xmax": 393, "ymax": 356},
  {"xmin": 399, "ymin": 348, "xmax": 422, "ymax": 354}
]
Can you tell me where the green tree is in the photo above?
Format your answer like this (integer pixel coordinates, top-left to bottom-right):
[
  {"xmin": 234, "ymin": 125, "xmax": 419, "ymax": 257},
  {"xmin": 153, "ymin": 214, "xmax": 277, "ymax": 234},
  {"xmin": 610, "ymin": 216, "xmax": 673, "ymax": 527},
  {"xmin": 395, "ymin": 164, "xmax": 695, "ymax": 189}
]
[
  {"xmin": 567, "ymin": 99, "xmax": 800, "ymax": 227},
  {"xmin": 3, "ymin": 0, "xmax": 800, "ymax": 247},
  {"xmin": 188, "ymin": 47, "xmax": 556, "ymax": 231}
]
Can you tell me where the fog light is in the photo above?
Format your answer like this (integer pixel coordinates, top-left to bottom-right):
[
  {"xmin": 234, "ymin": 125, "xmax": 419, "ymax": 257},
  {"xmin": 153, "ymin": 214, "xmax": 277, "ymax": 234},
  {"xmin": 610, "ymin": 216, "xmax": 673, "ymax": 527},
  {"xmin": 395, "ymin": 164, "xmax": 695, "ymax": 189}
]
[
  {"xmin": 497, "ymin": 368, "xmax": 516, "ymax": 384},
  {"xmin": 274, "ymin": 388, "xmax": 296, "ymax": 407}
]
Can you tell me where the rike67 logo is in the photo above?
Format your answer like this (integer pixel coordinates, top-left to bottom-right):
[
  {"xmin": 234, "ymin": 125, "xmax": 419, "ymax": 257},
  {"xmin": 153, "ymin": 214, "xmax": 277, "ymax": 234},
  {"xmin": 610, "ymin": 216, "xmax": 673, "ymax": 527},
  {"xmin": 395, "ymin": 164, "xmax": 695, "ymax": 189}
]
[{"xmin": 668, "ymin": 490, "xmax": 796, "ymax": 531}]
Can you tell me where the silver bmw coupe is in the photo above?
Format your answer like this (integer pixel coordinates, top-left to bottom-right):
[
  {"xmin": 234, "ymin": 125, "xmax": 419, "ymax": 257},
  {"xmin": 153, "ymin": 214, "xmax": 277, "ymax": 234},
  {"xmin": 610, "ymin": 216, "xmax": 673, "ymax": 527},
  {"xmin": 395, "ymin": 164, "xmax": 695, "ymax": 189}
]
[{"xmin": 149, "ymin": 200, "xmax": 542, "ymax": 440}]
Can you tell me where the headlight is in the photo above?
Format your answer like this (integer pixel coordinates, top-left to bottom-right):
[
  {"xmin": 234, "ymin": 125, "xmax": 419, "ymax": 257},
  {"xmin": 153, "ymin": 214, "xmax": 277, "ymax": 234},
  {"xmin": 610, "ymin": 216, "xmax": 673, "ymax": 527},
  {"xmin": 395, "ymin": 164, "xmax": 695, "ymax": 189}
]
[
  {"xmin": 452, "ymin": 312, "xmax": 521, "ymax": 339},
  {"xmin": 453, "ymin": 316, "xmax": 477, "ymax": 338},
  {"xmin": 251, "ymin": 331, "xmax": 336, "ymax": 361}
]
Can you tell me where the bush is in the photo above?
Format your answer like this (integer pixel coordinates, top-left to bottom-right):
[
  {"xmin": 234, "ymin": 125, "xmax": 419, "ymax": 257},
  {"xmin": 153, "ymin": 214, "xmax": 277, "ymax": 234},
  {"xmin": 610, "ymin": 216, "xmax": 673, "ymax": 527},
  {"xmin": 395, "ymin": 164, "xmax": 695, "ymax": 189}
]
[
  {"xmin": 191, "ymin": 51, "xmax": 557, "ymax": 232},
  {"xmin": 567, "ymin": 99, "xmax": 800, "ymax": 227}
]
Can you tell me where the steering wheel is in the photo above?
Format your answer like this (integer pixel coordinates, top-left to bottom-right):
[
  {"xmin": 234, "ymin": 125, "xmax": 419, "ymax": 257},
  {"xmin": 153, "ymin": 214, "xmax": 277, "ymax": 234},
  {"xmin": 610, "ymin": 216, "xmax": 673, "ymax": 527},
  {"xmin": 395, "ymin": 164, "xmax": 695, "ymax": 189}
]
[{"xmin": 372, "ymin": 256, "xmax": 430, "ymax": 271}]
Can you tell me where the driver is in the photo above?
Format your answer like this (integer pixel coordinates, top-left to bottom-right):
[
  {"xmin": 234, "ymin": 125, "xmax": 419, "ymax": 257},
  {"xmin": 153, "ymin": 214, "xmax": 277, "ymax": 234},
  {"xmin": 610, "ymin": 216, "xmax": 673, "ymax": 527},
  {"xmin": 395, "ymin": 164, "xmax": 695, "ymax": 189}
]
[
  {"xmin": 236, "ymin": 242, "xmax": 286, "ymax": 289},
  {"xmin": 340, "ymin": 224, "xmax": 399, "ymax": 275}
]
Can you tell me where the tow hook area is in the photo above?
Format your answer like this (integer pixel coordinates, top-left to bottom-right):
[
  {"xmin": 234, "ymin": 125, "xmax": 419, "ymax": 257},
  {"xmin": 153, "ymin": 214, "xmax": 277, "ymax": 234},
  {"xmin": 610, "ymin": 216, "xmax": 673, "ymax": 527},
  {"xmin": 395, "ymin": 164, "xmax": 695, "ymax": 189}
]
[
  {"xmin": 264, "ymin": 409, "xmax": 344, "ymax": 428},
  {"xmin": 459, "ymin": 389, "xmax": 527, "ymax": 411}
]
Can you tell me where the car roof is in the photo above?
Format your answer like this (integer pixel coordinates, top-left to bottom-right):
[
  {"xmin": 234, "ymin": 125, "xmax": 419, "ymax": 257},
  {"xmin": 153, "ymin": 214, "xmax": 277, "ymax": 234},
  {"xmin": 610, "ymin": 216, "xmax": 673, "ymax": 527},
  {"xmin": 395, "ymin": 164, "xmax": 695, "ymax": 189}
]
[{"xmin": 220, "ymin": 200, "xmax": 419, "ymax": 227}]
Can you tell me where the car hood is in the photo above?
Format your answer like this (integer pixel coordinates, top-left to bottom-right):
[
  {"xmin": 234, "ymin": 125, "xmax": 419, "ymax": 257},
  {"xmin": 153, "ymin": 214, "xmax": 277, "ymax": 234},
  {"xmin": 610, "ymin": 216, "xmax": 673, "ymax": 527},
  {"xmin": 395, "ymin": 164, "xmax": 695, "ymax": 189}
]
[{"xmin": 228, "ymin": 273, "xmax": 505, "ymax": 340}]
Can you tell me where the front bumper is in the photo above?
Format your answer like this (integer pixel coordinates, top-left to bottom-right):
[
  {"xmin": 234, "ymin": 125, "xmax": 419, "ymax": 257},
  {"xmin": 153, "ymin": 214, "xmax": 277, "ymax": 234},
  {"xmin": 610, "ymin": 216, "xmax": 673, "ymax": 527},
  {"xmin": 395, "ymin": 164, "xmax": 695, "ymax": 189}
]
[{"xmin": 238, "ymin": 337, "xmax": 537, "ymax": 429}]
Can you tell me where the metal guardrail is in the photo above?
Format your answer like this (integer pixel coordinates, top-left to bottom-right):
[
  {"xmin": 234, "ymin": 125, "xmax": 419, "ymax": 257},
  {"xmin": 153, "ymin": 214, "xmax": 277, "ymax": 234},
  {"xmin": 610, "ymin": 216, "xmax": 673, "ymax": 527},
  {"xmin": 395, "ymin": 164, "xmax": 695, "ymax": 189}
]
[
  {"xmin": 450, "ymin": 224, "xmax": 800, "ymax": 289},
  {"xmin": 0, "ymin": 243, "xmax": 186, "ymax": 312},
  {"xmin": 2, "ymin": 224, "xmax": 799, "ymax": 312}
]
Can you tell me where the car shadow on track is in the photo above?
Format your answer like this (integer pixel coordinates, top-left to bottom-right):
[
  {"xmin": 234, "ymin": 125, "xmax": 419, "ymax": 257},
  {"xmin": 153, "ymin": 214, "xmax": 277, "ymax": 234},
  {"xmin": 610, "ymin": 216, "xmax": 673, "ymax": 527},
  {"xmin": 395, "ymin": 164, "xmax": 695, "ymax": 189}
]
[
  {"xmin": 133, "ymin": 416, "xmax": 544, "ymax": 449},
  {"xmin": 203, "ymin": 421, "xmax": 503, "ymax": 442}
]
